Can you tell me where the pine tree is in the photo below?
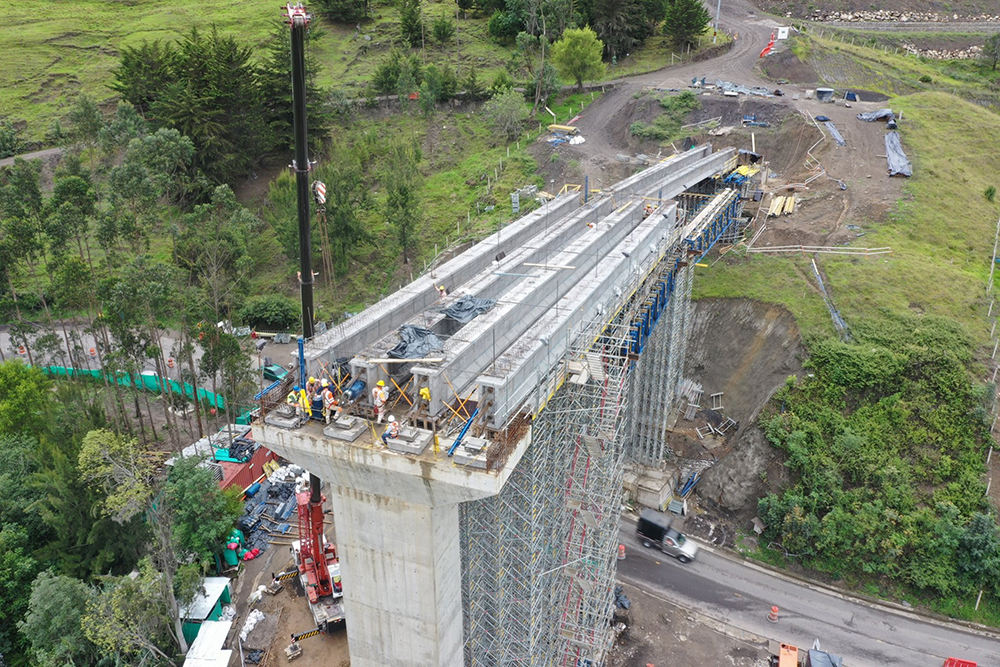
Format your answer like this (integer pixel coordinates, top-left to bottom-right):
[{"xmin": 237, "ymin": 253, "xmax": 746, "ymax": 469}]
[{"xmin": 663, "ymin": 0, "xmax": 710, "ymax": 49}]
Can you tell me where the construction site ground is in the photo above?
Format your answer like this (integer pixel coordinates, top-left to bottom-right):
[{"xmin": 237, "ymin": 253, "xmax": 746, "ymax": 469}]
[
  {"xmin": 608, "ymin": 584, "xmax": 770, "ymax": 667},
  {"xmin": 226, "ymin": 497, "xmax": 350, "ymax": 667}
]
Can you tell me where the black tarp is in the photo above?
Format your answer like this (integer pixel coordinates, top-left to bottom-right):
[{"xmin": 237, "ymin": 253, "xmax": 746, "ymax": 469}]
[
  {"xmin": 387, "ymin": 325, "xmax": 444, "ymax": 359},
  {"xmin": 857, "ymin": 108, "xmax": 895, "ymax": 122},
  {"xmin": 738, "ymin": 149, "xmax": 762, "ymax": 163},
  {"xmin": 885, "ymin": 131, "xmax": 912, "ymax": 177},
  {"xmin": 441, "ymin": 295, "xmax": 497, "ymax": 324}
]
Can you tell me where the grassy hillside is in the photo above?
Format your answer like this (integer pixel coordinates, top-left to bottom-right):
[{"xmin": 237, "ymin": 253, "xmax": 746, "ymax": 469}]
[
  {"xmin": 1, "ymin": 0, "xmax": 723, "ymax": 143},
  {"xmin": 697, "ymin": 93, "xmax": 1000, "ymax": 621},
  {"xmin": 788, "ymin": 31, "xmax": 1000, "ymax": 108},
  {"xmin": 697, "ymin": 91, "xmax": 1000, "ymax": 347}
]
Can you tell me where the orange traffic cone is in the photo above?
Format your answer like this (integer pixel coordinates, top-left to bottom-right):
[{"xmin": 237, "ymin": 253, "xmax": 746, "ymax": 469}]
[
  {"xmin": 617, "ymin": 544, "xmax": 626, "ymax": 560},
  {"xmin": 767, "ymin": 606, "xmax": 779, "ymax": 623}
]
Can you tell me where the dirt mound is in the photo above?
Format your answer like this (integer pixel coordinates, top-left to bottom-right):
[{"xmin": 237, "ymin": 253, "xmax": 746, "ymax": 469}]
[
  {"xmin": 760, "ymin": 49, "xmax": 819, "ymax": 85},
  {"xmin": 694, "ymin": 109, "xmax": 816, "ymax": 180},
  {"xmin": 689, "ymin": 95, "xmax": 791, "ymax": 128},
  {"xmin": 697, "ymin": 424, "xmax": 789, "ymax": 516}
]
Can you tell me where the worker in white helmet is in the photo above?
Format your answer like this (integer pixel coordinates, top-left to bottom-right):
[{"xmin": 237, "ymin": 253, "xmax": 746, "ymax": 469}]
[
  {"xmin": 371, "ymin": 380, "xmax": 388, "ymax": 423},
  {"xmin": 381, "ymin": 415, "xmax": 400, "ymax": 445}
]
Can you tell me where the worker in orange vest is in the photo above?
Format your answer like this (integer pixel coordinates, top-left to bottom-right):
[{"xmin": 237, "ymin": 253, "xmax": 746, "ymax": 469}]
[
  {"xmin": 321, "ymin": 379, "xmax": 340, "ymax": 424},
  {"xmin": 381, "ymin": 416, "xmax": 400, "ymax": 445},
  {"xmin": 371, "ymin": 380, "xmax": 388, "ymax": 424}
]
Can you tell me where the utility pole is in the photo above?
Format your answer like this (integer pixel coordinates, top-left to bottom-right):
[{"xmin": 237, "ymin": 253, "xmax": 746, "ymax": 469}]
[
  {"xmin": 714, "ymin": 0, "xmax": 722, "ymax": 44},
  {"xmin": 287, "ymin": 2, "xmax": 315, "ymax": 340}
]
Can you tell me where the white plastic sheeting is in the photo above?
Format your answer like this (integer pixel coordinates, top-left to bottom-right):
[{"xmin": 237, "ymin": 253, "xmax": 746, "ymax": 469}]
[{"xmin": 885, "ymin": 131, "xmax": 912, "ymax": 177}]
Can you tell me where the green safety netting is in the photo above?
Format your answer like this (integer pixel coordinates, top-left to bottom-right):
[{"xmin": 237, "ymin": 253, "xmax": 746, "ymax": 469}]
[{"xmin": 39, "ymin": 365, "xmax": 227, "ymax": 410}]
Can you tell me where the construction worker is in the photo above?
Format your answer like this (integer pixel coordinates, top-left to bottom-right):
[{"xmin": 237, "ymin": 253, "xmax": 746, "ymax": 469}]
[
  {"xmin": 305, "ymin": 376, "xmax": 320, "ymax": 400},
  {"xmin": 438, "ymin": 285, "xmax": 448, "ymax": 298},
  {"xmin": 298, "ymin": 385, "xmax": 312, "ymax": 418},
  {"xmin": 321, "ymin": 379, "xmax": 340, "ymax": 424},
  {"xmin": 381, "ymin": 415, "xmax": 400, "ymax": 445},
  {"xmin": 371, "ymin": 380, "xmax": 388, "ymax": 424},
  {"xmin": 287, "ymin": 385, "xmax": 303, "ymax": 417}
]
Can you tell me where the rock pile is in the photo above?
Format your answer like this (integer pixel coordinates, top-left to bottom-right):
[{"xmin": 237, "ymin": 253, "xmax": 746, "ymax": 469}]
[
  {"xmin": 806, "ymin": 10, "xmax": 1000, "ymax": 22},
  {"xmin": 902, "ymin": 43, "xmax": 983, "ymax": 60}
]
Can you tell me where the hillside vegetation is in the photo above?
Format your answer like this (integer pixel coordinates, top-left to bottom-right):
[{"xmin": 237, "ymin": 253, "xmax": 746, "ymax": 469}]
[
  {"xmin": 787, "ymin": 31, "xmax": 1000, "ymax": 110},
  {"xmin": 0, "ymin": 0, "xmax": 718, "ymax": 143},
  {"xmin": 697, "ymin": 92, "xmax": 1000, "ymax": 621}
]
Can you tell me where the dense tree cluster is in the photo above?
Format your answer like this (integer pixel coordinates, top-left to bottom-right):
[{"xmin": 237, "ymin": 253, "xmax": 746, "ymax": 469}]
[
  {"xmin": 1, "ymin": 100, "xmax": 272, "ymax": 439},
  {"xmin": 482, "ymin": 0, "xmax": 688, "ymax": 61},
  {"xmin": 0, "ymin": 363, "xmax": 242, "ymax": 666},
  {"xmin": 112, "ymin": 26, "xmax": 330, "ymax": 188},
  {"xmin": 758, "ymin": 314, "xmax": 1000, "ymax": 599}
]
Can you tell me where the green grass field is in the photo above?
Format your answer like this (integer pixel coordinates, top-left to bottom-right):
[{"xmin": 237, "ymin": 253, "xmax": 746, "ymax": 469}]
[
  {"xmin": 790, "ymin": 30, "xmax": 1000, "ymax": 107},
  {"xmin": 697, "ymin": 91, "xmax": 1000, "ymax": 348},
  {"xmin": 1, "ymin": 0, "xmax": 723, "ymax": 142}
]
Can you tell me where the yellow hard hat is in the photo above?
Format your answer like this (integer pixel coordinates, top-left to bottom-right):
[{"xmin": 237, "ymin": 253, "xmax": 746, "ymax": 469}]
[
  {"xmin": 309, "ymin": 376, "xmax": 316, "ymax": 383},
  {"xmin": 321, "ymin": 379, "xmax": 329, "ymax": 387},
  {"xmin": 377, "ymin": 380, "xmax": 385, "ymax": 386}
]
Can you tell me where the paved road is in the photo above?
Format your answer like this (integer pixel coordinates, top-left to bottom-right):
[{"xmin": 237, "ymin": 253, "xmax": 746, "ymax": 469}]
[{"xmin": 617, "ymin": 522, "xmax": 1000, "ymax": 666}]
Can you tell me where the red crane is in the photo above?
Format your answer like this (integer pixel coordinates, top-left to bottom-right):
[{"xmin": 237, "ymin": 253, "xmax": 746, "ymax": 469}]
[{"xmin": 296, "ymin": 475, "xmax": 340, "ymax": 603}]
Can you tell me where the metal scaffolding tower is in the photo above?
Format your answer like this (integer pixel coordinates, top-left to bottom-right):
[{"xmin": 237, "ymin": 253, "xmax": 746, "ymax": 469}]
[{"xmin": 459, "ymin": 181, "xmax": 753, "ymax": 667}]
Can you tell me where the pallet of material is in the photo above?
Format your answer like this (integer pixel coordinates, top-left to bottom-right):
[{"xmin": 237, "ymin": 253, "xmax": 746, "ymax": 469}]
[
  {"xmin": 767, "ymin": 196, "xmax": 785, "ymax": 217},
  {"xmin": 782, "ymin": 196, "xmax": 795, "ymax": 215}
]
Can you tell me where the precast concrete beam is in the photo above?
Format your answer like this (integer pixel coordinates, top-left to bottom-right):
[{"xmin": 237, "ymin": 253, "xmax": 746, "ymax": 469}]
[
  {"xmin": 419, "ymin": 148, "xmax": 735, "ymax": 421},
  {"xmin": 410, "ymin": 195, "xmax": 662, "ymax": 418},
  {"xmin": 303, "ymin": 192, "xmax": 584, "ymax": 367},
  {"xmin": 478, "ymin": 203, "xmax": 678, "ymax": 429}
]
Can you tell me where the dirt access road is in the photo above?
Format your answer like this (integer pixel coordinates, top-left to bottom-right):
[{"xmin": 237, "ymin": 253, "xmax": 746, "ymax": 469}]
[
  {"xmin": 572, "ymin": 0, "xmax": 777, "ymax": 173},
  {"xmin": 567, "ymin": 0, "xmax": 905, "ymax": 250}
]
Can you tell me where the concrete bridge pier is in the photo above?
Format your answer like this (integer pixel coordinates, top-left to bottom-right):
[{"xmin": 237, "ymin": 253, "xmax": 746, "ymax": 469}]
[{"xmin": 253, "ymin": 423, "xmax": 532, "ymax": 667}]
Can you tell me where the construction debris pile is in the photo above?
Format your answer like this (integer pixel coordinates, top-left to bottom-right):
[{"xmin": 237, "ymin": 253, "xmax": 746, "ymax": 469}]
[
  {"xmin": 228, "ymin": 463, "xmax": 309, "ymax": 561},
  {"xmin": 714, "ymin": 80, "xmax": 775, "ymax": 98}
]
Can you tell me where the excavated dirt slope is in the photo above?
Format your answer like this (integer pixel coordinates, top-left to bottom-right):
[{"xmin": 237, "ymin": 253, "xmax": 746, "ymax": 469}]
[
  {"xmin": 683, "ymin": 299, "xmax": 804, "ymax": 517},
  {"xmin": 684, "ymin": 298, "xmax": 804, "ymax": 426}
]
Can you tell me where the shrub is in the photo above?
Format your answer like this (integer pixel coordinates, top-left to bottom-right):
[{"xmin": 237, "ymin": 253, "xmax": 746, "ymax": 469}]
[
  {"xmin": 0, "ymin": 120, "xmax": 25, "ymax": 159},
  {"xmin": 488, "ymin": 10, "xmax": 522, "ymax": 41},
  {"xmin": 919, "ymin": 74, "xmax": 932, "ymax": 83},
  {"xmin": 237, "ymin": 295, "xmax": 299, "ymax": 331},
  {"xmin": 483, "ymin": 88, "xmax": 528, "ymax": 140},
  {"xmin": 986, "ymin": 185, "xmax": 996, "ymax": 203},
  {"xmin": 489, "ymin": 70, "xmax": 514, "ymax": 97},
  {"xmin": 372, "ymin": 51, "xmax": 423, "ymax": 95},
  {"xmin": 463, "ymin": 68, "xmax": 487, "ymax": 101},
  {"xmin": 398, "ymin": 0, "xmax": 424, "ymax": 47},
  {"xmin": 432, "ymin": 16, "xmax": 456, "ymax": 43}
]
